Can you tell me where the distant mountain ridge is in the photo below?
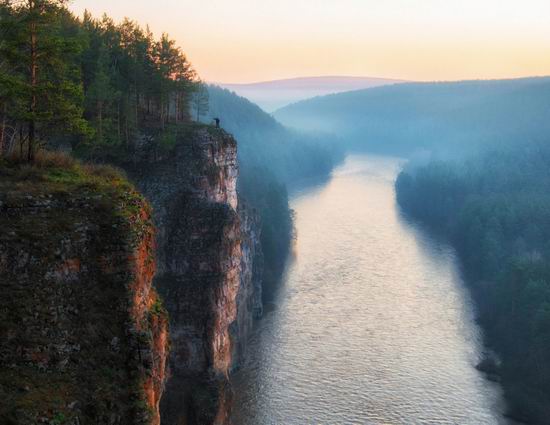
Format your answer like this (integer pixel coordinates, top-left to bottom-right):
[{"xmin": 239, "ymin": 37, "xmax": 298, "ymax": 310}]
[
  {"xmin": 273, "ymin": 76, "xmax": 550, "ymax": 156},
  {"xmin": 217, "ymin": 76, "xmax": 406, "ymax": 111}
]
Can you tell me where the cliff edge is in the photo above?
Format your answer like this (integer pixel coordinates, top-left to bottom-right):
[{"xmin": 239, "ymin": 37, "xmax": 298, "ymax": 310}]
[
  {"xmin": 127, "ymin": 124, "xmax": 263, "ymax": 425},
  {"xmin": 0, "ymin": 157, "xmax": 168, "ymax": 425}
]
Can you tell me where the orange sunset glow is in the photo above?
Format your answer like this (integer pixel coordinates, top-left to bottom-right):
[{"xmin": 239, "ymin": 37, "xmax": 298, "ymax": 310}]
[{"xmin": 69, "ymin": 0, "xmax": 550, "ymax": 83}]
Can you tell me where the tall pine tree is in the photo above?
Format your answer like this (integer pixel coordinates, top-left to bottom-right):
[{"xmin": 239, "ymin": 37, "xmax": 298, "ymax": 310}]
[{"xmin": 0, "ymin": 0, "xmax": 88, "ymax": 161}]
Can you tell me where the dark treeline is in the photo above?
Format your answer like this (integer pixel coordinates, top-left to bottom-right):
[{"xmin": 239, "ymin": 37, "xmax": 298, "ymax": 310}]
[
  {"xmin": 274, "ymin": 78, "xmax": 550, "ymax": 157},
  {"xmin": 239, "ymin": 166, "xmax": 293, "ymax": 285},
  {"xmin": 0, "ymin": 0, "xmax": 199, "ymax": 161},
  {"xmin": 396, "ymin": 144, "xmax": 550, "ymax": 424},
  {"xmin": 203, "ymin": 85, "xmax": 344, "ymax": 286}
]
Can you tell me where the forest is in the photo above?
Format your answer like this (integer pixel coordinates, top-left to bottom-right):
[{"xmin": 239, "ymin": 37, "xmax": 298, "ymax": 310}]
[
  {"xmin": 396, "ymin": 143, "xmax": 550, "ymax": 423},
  {"xmin": 274, "ymin": 78, "xmax": 550, "ymax": 156},
  {"xmin": 0, "ymin": 0, "xmax": 200, "ymax": 161}
]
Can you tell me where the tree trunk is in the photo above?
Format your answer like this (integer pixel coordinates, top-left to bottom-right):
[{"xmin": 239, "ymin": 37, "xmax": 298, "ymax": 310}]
[
  {"xmin": 175, "ymin": 93, "xmax": 179, "ymax": 123},
  {"xmin": 28, "ymin": 0, "xmax": 38, "ymax": 162},
  {"xmin": 117, "ymin": 100, "xmax": 121, "ymax": 142},
  {"xmin": 97, "ymin": 100, "xmax": 103, "ymax": 144},
  {"xmin": 0, "ymin": 103, "xmax": 6, "ymax": 157},
  {"xmin": 126, "ymin": 117, "xmax": 129, "ymax": 149},
  {"xmin": 7, "ymin": 124, "xmax": 18, "ymax": 155},
  {"xmin": 19, "ymin": 126, "xmax": 24, "ymax": 159},
  {"xmin": 135, "ymin": 91, "xmax": 139, "ymax": 132},
  {"xmin": 125, "ymin": 97, "xmax": 130, "ymax": 150}
]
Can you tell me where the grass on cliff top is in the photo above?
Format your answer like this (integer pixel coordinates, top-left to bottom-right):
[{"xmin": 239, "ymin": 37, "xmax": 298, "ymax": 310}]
[
  {"xmin": 157, "ymin": 122, "xmax": 230, "ymax": 152},
  {"xmin": 0, "ymin": 150, "xmax": 132, "ymax": 193},
  {"xmin": 0, "ymin": 150, "xmax": 150, "ymax": 235}
]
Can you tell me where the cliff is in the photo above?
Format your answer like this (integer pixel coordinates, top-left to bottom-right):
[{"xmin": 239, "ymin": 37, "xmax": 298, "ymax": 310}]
[
  {"xmin": 0, "ymin": 159, "xmax": 168, "ymax": 425},
  {"xmin": 127, "ymin": 124, "xmax": 263, "ymax": 424}
]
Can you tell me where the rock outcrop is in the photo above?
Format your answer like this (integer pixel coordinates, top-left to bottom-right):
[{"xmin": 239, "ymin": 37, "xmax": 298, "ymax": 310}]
[
  {"xmin": 127, "ymin": 125, "xmax": 263, "ymax": 425},
  {"xmin": 0, "ymin": 164, "xmax": 169, "ymax": 425},
  {"xmin": 0, "ymin": 124, "xmax": 262, "ymax": 425}
]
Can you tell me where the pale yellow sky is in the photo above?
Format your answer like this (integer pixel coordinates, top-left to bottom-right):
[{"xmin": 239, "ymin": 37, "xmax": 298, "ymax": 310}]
[{"xmin": 69, "ymin": 0, "xmax": 550, "ymax": 83}]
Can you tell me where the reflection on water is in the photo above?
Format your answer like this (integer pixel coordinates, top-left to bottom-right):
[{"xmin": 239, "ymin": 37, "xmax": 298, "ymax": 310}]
[{"xmin": 232, "ymin": 155, "xmax": 509, "ymax": 425}]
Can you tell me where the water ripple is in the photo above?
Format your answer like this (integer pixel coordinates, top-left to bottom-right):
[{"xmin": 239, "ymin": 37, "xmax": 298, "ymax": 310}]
[{"xmin": 232, "ymin": 155, "xmax": 510, "ymax": 425}]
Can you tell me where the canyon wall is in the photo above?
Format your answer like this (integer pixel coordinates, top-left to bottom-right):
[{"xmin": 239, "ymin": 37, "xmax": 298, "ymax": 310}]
[
  {"xmin": 128, "ymin": 125, "xmax": 263, "ymax": 425},
  {"xmin": 0, "ymin": 167, "xmax": 168, "ymax": 425}
]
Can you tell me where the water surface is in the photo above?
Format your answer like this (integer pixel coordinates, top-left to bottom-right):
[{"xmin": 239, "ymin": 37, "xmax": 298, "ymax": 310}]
[{"xmin": 232, "ymin": 155, "xmax": 509, "ymax": 425}]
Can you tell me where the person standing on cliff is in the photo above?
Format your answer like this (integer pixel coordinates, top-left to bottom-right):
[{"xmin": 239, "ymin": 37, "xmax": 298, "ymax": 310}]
[{"xmin": 214, "ymin": 118, "xmax": 220, "ymax": 128}]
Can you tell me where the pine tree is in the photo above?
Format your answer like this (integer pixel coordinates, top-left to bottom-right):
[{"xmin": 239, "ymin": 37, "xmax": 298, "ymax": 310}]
[
  {"xmin": 1, "ymin": 3, "xmax": 198, "ymax": 160},
  {"xmin": 0, "ymin": 1, "xmax": 24, "ymax": 156},
  {"xmin": 0, "ymin": 0, "xmax": 89, "ymax": 161}
]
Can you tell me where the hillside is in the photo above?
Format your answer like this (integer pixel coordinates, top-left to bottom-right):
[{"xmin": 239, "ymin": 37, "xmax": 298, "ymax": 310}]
[
  {"xmin": 274, "ymin": 77, "xmax": 550, "ymax": 156},
  {"xmin": 219, "ymin": 76, "xmax": 405, "ymax": 111},
  {"xmin": 205, "ymin": 85, "xmax": 343, "ymax": 184}
]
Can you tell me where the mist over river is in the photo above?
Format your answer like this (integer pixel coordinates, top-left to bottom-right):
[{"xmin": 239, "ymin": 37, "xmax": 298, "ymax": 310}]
[{"xmin": 232, "ymin": 155, "xmax": 510, "ymax": 425}]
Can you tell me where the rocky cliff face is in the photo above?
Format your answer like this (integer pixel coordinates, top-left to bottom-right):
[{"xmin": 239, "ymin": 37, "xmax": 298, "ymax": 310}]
[
  {"xmin": 128, "ymin": 125, "xmax": 263, "ymax": 425},
  {"xmin": 0, "ymin": 164, "xmax": 169, "ymax": 425}
]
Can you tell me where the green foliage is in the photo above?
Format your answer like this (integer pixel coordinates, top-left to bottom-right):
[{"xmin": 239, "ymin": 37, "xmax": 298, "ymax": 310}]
[
  {"xmin": 150, "ymin": 296, "xmax": 167, "ymax": 317},
  {"xmin": 158, "ymin": 124, "xmax": 178, "ymax": 150},
  {"xmin": 51, "ymin": 412, "xmax": 66, "ymax": 425},
  {"xmin": 0, "ymin": 0, "xmax": 90, "ymax": 160},
  {"xmin": 77, "ymin": 12, "xmax": 196, "ymax": 159},
  {"xmin": 0, "ymin": 2, "xmax": 198, "ymax": 161},
  {"xmin": 0, "ymin": 150, "xmax": 135, "ymax": 199},
  {"xmin": 396, "ymin": 143, "xmax": 550, "ymax": 424}
]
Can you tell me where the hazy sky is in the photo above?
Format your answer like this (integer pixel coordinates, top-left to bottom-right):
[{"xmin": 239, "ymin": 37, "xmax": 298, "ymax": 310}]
[{"xmin": 69, "ymin": 0, "xmax": 550, "ymax": 83}]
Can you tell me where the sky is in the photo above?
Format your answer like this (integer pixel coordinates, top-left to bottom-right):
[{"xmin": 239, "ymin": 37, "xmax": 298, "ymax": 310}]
[{"xmin": 69, "ymin": 0, "xmax": 550, "ymax": 84}]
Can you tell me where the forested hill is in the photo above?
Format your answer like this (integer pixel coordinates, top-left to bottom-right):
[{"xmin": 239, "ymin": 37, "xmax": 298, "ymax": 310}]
[
  {"xmin": 219, "ymin": 76, "xmax": 405, "ymax": 111},
  {"xmin": 396, "ymin": 143, "xmax": 550, "ymax": 424},
  {"xmin": 203, "ymin": 85, "xmax": 344, "ymax": 184},
  {"xmin": 273, "ymin": 77, "xmax": 550, "ymax": 156}
]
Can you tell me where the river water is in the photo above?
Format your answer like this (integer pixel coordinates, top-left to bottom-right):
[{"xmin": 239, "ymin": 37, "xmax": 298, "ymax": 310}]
[{"xmin": 232, "ymin": 154, "xmax": 509, "ymax": 425}]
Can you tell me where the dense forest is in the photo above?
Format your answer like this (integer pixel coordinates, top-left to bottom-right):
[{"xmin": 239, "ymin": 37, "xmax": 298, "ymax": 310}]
[
  {"xmin": 0, "ymin": 0, "xmax": 200, "ymax": 161},
  {"xmin": 396, "ymin": 143, "xmax": 550, "ymax": 424},
  {"xmin": 201, "ymin": 85, "xmax": 344, "ymax": 285},
  {"xmin": 274, "ymin": 78, "xmax": 550, "ymax": 156}
]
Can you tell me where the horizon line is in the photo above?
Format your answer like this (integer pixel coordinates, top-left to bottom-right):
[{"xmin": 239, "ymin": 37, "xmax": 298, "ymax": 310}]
[{"xmin": 209, "ymin": 74, "xmax": 550, "ymax": 87}]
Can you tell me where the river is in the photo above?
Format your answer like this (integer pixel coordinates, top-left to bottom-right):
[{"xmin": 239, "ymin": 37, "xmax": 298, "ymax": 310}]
[{"xmin": 232, "ymin": 154, "xmax": 509, "ymax": 425}]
